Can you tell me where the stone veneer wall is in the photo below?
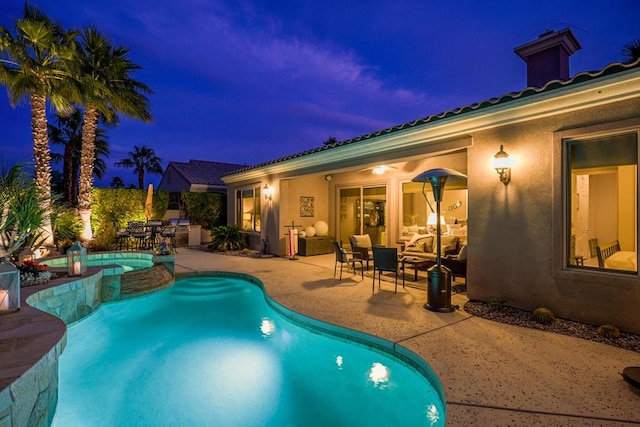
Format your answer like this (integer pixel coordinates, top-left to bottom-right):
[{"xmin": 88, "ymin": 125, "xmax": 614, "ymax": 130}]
[
  {"xmin": 0, "ymin": 255, "xmax": 174, "ymax": 427},
  {"xmin": 26, "ymin": 267, "xmax": 124, "ymax": 323}
]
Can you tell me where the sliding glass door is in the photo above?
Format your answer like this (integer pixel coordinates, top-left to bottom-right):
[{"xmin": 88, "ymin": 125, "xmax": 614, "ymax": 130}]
[{"xmin": 339, "ymin": 186, "xmax": 387, "ymax": 246}]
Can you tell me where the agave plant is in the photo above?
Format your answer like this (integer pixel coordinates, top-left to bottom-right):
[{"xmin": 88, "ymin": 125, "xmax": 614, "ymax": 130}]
[
  {"xmin": 0, "ymin": 164, "xmax": 49, "ymax": 258},
  {"xmin": 208, "ymin": 225, "xmax": 246, "ymax": 252}
]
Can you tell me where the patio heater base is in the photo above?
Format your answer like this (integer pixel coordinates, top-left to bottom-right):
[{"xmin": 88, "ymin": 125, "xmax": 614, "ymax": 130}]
[{"xmin": 425, "ymin": 266, "xmax": 454, "ymax": 313}]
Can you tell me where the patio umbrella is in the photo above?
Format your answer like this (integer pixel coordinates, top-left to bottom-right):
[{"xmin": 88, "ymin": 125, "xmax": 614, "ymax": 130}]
[
  {"xmin": 412, "ymin": 168, "xmax": 467, "ymax": 313},
  {"xmin": 145, "ymin": 184, "xmax": 153, "ymax": 220}
]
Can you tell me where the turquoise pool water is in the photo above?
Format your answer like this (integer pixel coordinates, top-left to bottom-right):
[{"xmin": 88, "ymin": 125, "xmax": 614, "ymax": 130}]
[
  {"xmin": 41, "ymin": 252, "xmax": 153, "ymax": 272},
  {"xmin": 54, "ymin": 276, "xmax": 445, "ymax": 426}
]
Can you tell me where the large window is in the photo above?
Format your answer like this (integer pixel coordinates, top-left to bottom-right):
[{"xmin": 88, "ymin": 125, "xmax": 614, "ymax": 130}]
[
  {"xmin": 400, "ymin": 182, "xmax": 467, "ymax": 236},
  {"xmin": 236, "ymin": 185, "xmax": 261, "ymax": 232},
  {"xmin": 566, "ymin": 132, "xmax": 637, "ymax": 272}
]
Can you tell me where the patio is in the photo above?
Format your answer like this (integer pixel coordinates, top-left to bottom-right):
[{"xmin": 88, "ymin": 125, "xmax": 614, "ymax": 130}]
[{"xmin": 174, "ymin": 249, "xmax": 640, "ymax": 426}]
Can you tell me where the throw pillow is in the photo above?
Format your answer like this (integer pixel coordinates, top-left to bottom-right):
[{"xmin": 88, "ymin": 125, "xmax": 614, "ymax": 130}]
[{"xmin": 432, "ymin": 235, "xmax": 459, "ymax": 254}]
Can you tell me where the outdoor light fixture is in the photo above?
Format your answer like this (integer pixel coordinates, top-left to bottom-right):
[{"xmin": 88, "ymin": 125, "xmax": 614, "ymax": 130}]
[
  {"xmin": 493, "ymin": 144, "xmax": 512, "ymax": 185},
  {"xmin": 412, "ymin": 168, "xmax": 467, "ymax": 313},
  {"xmin": 324, "ymin": 174, "xmax": 332, "ymax": 181},
  {"xmin": 372, "ymin": 165, "xmax": 388, "ymax": 175},
  {"xmin": 0, "ymin": 258, "xmax": 20, "ymax": 313},
  {"xmin": 67, "ymin": 241, "xmax": 87, "ymax": 277},
  {"xmin": 263, "ymin": 184, "xmax": 273, "ymax": 201}
]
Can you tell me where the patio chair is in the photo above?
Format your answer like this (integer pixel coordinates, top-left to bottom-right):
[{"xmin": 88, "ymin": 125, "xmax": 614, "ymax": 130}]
[
  {"xmin": 160, "ymin": 225, "xmax": 177, "ymax": 253},
  {"xmin": 349, "ymin": 234, "xmax": 374, "ymax": 270},
  {"xmin": 146, "ymin": 220, "xmax": 164, "ymax": 251},
  {"xmin": 127, "ymin": 221, "xmax": 149, "ymax": 250},
  {"xmin": 113, "ymin": 221, "xmax": 130, "ymax": 250},
  {"xmin": 332, "ymin": 241, "xmax": 364, "ymax": 281},
  {"xmin": 372, "ymin": 246, "xmax": 401, "ymax": 293}
]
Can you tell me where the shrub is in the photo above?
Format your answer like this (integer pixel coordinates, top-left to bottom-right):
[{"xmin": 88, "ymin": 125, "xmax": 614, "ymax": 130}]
[
  {"xmin": 52, "ymin": 207, "xmax": 83, "ymax": 248},
  {"xmin": 487, "ymin": 297, "xmax": 506, "ymax": 312},
  {"xmin": 208, "ymin": 225, "xmax": 246, "ymax": 252},
  {"xmin": 181, "ymin": 192, "xmax": 226, "ymax": 230},
  {"xmin": 597, "ymin": 324, "xmax": 621, "ymax": 339},
  {"xmin": 532, "ymin": 307, "xmax": 555, "ymax": 325},
  {"xmin": 90, "ymin": 188, "xmax": 169, "ymax": 242}
]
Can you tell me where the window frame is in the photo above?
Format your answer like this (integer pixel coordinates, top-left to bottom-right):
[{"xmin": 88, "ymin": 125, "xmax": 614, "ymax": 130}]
[
  {"xmin": 553, "ymin": 118, "xmax": 640, "ymax": 285},
  {"xmin": 235, "ymin": 184, "xmax": 261, "ymax": 232}
]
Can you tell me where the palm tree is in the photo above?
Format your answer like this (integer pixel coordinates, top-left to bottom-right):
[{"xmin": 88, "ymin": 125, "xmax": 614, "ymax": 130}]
[
  {"xmin": 49, "ymin": 110, "xmax": 110, "ymax": 206},
  {"xmin": 622, "ymin": 38, "xmax": 640, "ymax": 63},
  {"xmin": 115, "ymin": 145, "xmax": 163, "ymax": 189},
  {"xmin": 74, "ymin": 27, "xmax": 153, "ymax": 240},
  {"xmin": 323, "ymin": 136, "xmax": 338, "ymax": 146},
  {"xmin": 0, "ymin": 4, "xmax": 78, "ymax": 249},
  {"xmin": 109, "ymin": 176, "xmax": 125, "ymax": 188}
]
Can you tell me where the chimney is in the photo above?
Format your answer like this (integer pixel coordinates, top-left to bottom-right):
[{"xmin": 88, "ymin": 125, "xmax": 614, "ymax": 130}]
[{"xmin": 514, "ymin": 28, "xmax": 581, "ymax": 88}]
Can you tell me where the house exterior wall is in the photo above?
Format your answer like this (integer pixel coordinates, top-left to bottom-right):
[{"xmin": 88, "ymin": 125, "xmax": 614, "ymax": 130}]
[
  {"xmin": 223, "ymin": 65, "xmax": 640, "ymax": 333},
  {"xmin": 279, "ymin": 176, "xmax": 330, "ymax": 255},
  {"xmin": 467, "ymin": 97, "xmax": 640, "ymax": 333},
  {"xmin": 157, "ymin": 166, "xmax": 191, "ymax": 192}
]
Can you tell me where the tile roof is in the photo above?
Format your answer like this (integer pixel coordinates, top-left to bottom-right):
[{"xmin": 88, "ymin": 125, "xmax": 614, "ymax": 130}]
[
  {"xmin": 224, "ymin": 60, "xmax": 640, "ymax": 176},
  {"xmin": 169, "ymin": 160, "xmax": 247, "ymax": 186}
]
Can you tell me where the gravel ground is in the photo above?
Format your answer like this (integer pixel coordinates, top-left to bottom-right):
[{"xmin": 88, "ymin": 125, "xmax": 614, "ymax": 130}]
[{"xmin": 464, "ymin": 300, "xmax": 640, "ymax": 354}]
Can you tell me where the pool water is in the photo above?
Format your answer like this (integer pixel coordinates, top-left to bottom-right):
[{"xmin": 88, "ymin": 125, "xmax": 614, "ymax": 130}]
[{"xmin": 54, "ymin": 276, "xmax": 445, "ymax": 426}]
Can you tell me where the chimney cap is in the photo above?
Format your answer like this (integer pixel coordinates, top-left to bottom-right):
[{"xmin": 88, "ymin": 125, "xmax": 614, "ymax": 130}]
[{"xmin": 514, "ymin": 27, "xmax": 582, "ymax": 61}]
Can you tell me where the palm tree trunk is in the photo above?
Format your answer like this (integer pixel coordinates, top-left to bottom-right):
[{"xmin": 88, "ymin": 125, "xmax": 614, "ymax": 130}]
[
  {"xmin": 78, "ymin": 107, "xmax": 99, "ymax": 241},
  {"xmin": 30, "ymin": 92, "xmax": 55, "ymax": 249},
  {"xmin": 63, "ymin": 140, "xmax": 75, "ymax": 204},
  {"xmin": 138, "ymin": 170, "xmax": 144, "ymax": 190}
]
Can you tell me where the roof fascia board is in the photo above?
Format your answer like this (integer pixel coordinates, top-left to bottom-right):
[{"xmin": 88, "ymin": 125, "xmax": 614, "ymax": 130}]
[{"xmin": 223, "ymin": 69, "xmax": 640, "ymax": 184}]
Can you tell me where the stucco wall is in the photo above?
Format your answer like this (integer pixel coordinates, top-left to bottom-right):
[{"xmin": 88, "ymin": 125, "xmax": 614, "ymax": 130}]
[
  {"xmin": 467, "ymin": 97, "xmax": 640, "ymax": 333},
  {"xmin": 276, "ymin": 176, "xmax": 330, "ymax": 256}
]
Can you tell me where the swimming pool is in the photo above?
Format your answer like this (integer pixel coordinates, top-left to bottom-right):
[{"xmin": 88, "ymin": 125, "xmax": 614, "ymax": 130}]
[{"xmin": 53, "ymin": 275, "xmax": 445, "ymax": 426}]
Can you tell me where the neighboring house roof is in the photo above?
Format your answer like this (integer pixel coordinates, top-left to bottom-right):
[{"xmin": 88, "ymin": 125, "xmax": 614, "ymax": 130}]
[
  {"xmin": 223, "ymin": 60, "xmax": 640, "ymax": 178},
  {"xmin": 166, "ymin": 160, "xmax": 247, "ymax": 187}
]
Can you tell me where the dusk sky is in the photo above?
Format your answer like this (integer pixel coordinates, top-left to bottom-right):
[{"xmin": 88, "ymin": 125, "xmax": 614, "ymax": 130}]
[{"xmin": 1, "ymin": 0, "xmax": 639, "ymax": 187}]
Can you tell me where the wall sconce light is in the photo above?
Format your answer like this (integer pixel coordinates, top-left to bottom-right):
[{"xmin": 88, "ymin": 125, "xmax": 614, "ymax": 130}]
[
  {"xmin": 324, "ymin": 174, "xmax": 332, "ymax": 181},
  {"xmin": 263, "ymin": 184, "xmax": 273, "ymax": 201},
  {"xmin": 493, "ymin": 144, "xmax": 512, "ymax": 185}
]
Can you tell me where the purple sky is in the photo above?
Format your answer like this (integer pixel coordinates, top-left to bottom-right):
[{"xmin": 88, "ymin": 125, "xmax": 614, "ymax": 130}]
[{"xmin": 1, "ymin": 0, "xmax": 639, "ymax": 187}]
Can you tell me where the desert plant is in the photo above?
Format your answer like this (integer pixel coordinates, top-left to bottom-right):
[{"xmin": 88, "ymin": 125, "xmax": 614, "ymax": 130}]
[
  {"xmin": 0, "ymin": 164, "xmax": 49, "ymax": 258},
  {"xmin": 52, "ymin": 206, "xmax": 83, "ymax": 245},
  {"xmin": 532, "ymin": 307, "xmax": 555, "ymax": 325},
  {"xmin": 208, "ymin": 225, "xmax": 246, "ymax": 252},
  {"xmin": 597, "ymin": 324, "xmax": 621, "ymax": 339},
  {"xmin": 487, "ymin": 297, "xmax": 506, "ymax": 312}
]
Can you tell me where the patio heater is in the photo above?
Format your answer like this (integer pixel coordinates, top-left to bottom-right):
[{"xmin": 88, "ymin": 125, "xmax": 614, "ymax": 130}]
[{"xmin": 412, "ymin": 168, "xmax": 467, "ymax": 312}]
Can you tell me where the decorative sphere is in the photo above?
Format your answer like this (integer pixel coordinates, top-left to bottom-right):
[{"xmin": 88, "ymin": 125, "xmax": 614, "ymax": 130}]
[
  {"xmin": 299, "ymin": 230, "xmax": 307, "ymax": 238},
  {"xmin": 304, "ymin": 226, "xmax": 316, "ymax": 237},
  {"xmin": 313, "ymin": 221, "xmax": 329, "ymax": 236}
]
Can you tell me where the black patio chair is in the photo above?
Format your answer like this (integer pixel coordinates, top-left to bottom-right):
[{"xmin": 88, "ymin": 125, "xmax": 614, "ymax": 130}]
[
  {"xmin": 160, "ymin": 225, "xmax": 177, "ymax": 253},
  {"xmin": 372, "ymin": 246, "xmax": 402, "ymax": 293},
  {"xmin": 332, "ymin": 241, "xmax": 364, "ymax": 281},
  {"xmin": 113, "ymin": 221, "xmax": 130, "ymax": 250}
]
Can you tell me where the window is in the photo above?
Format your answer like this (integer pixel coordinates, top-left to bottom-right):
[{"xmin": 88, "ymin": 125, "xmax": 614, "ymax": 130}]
[
  {"xmin": 400, "ymin": 182, "xmax": 467, "ymax": 236},
  {"xmin": 236, "ymin": 185, "xmax": 261, "ymax": 232},
  {"xmin": 565, "ymin": 132, "xmax": 637, "ymax": 272}
]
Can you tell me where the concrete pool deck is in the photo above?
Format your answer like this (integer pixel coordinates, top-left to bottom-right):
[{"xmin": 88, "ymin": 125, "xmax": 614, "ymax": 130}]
[{"xmin": 174, "ymin": 248, "xmax": 640, "ymax": 426}]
